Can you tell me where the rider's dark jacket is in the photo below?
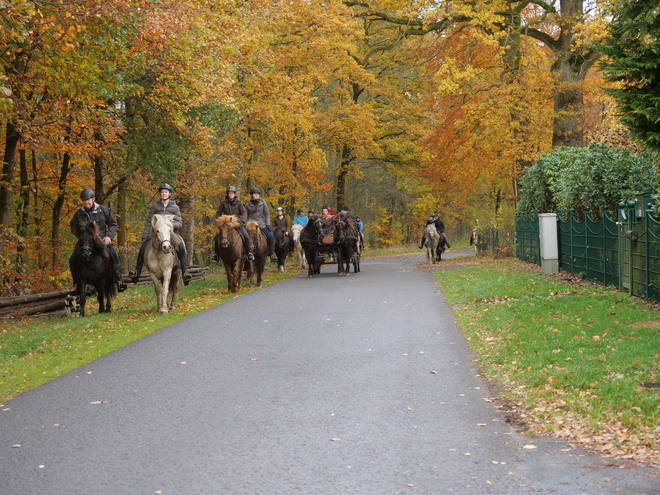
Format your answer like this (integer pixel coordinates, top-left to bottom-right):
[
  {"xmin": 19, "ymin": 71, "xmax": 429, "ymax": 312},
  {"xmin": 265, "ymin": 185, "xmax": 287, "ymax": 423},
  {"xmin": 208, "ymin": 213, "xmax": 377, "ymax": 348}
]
[
  {"xmin": 141, "ymin": 199, "xmax": 183, "ymax": 241},
  {"xmin": 271, "ymin": 214, "xmax": 290, "ymax": 232},
  {"xmin": 426, "ymin": 218, "xmax": 445, "ymax": 233},
  {"xmin": 215, "ymin": 197, "xmax": 247, "ymax": 224},
  {"xmin": 70, "ymin": 203, "xmax": 117, "ymax": 240}
]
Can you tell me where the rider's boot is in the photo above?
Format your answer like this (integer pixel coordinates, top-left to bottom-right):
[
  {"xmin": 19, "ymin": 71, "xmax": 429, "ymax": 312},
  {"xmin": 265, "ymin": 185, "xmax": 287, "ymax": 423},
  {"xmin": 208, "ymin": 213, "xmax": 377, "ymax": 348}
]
[
  {"xmin": 419, "ymin": 236, "xmax": 425, "ymax": 249},
  {"xmin": 211, "ymin": 234, "xmax": 219, "ymax": 262},
  {"xmin": 129, "ymin": 243, "xmax": 145, "ymax": 284},
  {"xmin": 177, "ymin": 244, "xmax": 192, "ymax": 285},
  {"xmin": 114, "ymin": 264, "xmax": 127, "ymax": 292},
  {"xmin": 238, "ymin": 227, "xmax": 255, "ymax": 261}
]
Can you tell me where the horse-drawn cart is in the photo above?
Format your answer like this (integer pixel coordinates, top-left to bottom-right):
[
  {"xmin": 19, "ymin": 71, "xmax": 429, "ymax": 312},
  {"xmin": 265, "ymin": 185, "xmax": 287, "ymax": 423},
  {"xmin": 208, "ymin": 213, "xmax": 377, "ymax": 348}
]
[{"xmin": 316, "ymin": 234, "xmax": 361, "ymax": 273}]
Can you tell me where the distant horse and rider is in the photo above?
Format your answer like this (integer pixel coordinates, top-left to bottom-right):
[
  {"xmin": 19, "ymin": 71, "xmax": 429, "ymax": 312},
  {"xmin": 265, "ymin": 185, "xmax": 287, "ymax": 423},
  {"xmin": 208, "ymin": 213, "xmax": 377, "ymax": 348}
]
[{"xmin": 420, "ymin": 212, "xmax": 450, "ymax": 263}]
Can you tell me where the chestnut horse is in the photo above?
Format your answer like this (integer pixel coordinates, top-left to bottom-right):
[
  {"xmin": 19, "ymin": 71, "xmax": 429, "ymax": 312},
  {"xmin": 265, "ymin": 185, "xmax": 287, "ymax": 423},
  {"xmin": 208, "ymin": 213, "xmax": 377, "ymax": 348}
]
[
  {"xmin": 245, "ymin": 220, "xmax": 268, "ymax": 287},
  {"xmin": 70, "ymin": 220, "xmax": 118, "ymax": 317},
  {"xmin": 215, "ymin": 214, "xmax": 246, "ymax": 293}
]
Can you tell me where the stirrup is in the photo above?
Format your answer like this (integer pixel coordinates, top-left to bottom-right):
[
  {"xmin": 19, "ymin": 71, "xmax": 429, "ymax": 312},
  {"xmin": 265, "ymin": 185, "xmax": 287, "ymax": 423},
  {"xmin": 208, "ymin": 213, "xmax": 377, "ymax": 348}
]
[
  {"xmin": 247, "ymin": 253, "xmax": 255, "ymax": 261},
  {"xmin": 128, "ymin": 271, "xmax": 139, "ymax": 284},
  {"xmin": 117, "ymin": 280, "xmax": 127, "ymax": 292},
  {"xmin": 183, "ymin": 271, "xmax": 192, "ymax": 285},
  {"xmin": 211, "ymin": 254, "xmax": 219, "ymax": 262}
]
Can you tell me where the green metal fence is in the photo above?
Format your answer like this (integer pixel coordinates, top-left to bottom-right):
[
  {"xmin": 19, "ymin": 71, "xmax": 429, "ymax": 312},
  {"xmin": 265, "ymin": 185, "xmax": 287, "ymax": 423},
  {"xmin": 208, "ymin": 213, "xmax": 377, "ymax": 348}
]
[
  {"xmin": 516, "ymin": 198, "xmax": 660, "ymax": 303},
  {"xmin": 514, "ymin": 212, "xmax": 540, "ymax": 264},
  {"xmin": 625, "ymin": 208, "xmax": 660, "ymax": 300},
  {"xmin": 557, "ymin": 211, "xmax": 620, "ymax": 287}
]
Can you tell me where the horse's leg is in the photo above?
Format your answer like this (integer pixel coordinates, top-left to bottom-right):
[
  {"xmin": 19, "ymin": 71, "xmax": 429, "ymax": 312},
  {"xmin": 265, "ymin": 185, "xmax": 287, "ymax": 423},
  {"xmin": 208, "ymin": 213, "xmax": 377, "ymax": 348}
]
[
  {"xmin": 150, "ymin": 274, "xmax": 165, "ymax": 314},
  {"xmin": 169, "ymin": 272, "xmax": 178, "ymax": 311},
  {"xmin": 160, "ymin": 271, "xmax": 172, "ymax": 315},
  {"xmin": 96, "ymin": 283, "xmax": 105, "ymax": 313},
  {"xmin": 77, "ymin": 282, "xmax": 87, "ymax": 317},
  {"xmin": 233, "ymin": 260, "xmax": 243, "ymax": 292}
]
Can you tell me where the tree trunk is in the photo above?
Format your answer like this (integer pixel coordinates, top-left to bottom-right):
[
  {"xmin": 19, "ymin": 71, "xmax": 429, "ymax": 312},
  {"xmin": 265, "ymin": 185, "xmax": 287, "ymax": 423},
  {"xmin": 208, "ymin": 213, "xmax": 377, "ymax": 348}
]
[
  {"xmin": 0, "ymin": 121, "xmax": 20, "ymax": 249},
  {"xmin": 15, "ymin": 149, "xmax": 29, "ymax": 277},
  {"xmin": 179, "ymin": 193, "xmax": 195, "ymax": 265},
  {"xmin": 51, "ymin": 151, "xmax": 72, "ymax": 268},
  {"xmin": 93, "ymin": 136, "xmax": 105, "ymax": 205},
  {"xmin": 336, "ymin": 144, "xmax": 352, "ymax": 211},
  {"xmin": 117, "ymin": 179, "xmax": 128, "ymax": 273}
]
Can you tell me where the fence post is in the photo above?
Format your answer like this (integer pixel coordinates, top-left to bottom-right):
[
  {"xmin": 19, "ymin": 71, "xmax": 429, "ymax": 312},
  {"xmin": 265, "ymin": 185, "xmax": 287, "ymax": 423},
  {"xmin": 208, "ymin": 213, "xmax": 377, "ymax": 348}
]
[{"xmin": 539, "ymin": 213, "xmax": 559, "ymax": 274}]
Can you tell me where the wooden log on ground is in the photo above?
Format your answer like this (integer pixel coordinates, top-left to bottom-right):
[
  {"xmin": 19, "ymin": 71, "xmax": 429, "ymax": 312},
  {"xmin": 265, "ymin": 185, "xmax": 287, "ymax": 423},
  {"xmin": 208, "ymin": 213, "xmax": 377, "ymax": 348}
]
[
  {"xmin": 0, "ymin": 289, "xmax": 74, "ymax": 309},
  {"xmin": 26, "ymin": 308, "xmax": 71, "ymax": 318},
  {"xmin": 0, "ymin": 299, "xmax": 68, "ymax": 318}
]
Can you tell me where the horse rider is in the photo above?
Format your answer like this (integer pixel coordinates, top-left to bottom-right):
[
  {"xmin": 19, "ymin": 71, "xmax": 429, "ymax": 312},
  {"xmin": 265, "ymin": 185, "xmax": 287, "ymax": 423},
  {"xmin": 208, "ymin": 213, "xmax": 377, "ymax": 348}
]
[
  {"xmin": 418, "ymin": 213, "xmax": 436, "ymax": 249},
  {"xmin": 432, "ymin": 213, "xmax": 451, "ymax": 249},
  {"xmin": 244, "ymin": 186, "xmax": 276, "ymax": 262},
  {"xmin": 272, "ymin": 206, "xmax": 294, "ymax": 256},
  {"xmin": 69, "ymin": 189, "xmax": 127, "ymax": 292},
  {"xmin": 354, "ymin": 215, "xmax": 365, "ymax": 250},
  {"xmin": 213, "ymin": 186, "xmax": 255, "ymax": 262},
  {"xmin": 293, "ymin": 208, "xmax": 309, "ymax": 227},
  {"xmin": 355, "ymin": 215, "xmax": 364, "ymax": 233},
  {"xmin": 129, "ymin": 183, "xmax": 192, "ymax": 285},
  {"xmin": 338, "ymin": 205, "xmax": 357, "ymax": 224}
]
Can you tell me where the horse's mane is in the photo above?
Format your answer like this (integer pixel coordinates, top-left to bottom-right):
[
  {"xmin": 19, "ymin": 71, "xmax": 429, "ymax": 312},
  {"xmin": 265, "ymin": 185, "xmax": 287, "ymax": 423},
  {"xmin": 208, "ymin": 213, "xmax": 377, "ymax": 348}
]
[
  {"xmin": 338, "ymin": 213, "xmax": 356, "ymax": 232},
  {"xmin": 245, "ymin": 220, "xmax": 266, "ymax": 249},
  {"xmin": 301, "ymin": 215, "xmax": 322, "ymax": 240},
  {"xmin": 216, "ymin": 214, "xmax": 240, "ymax": 229},
  {"xmin": 78, "ymin": 221, "xmax": 109, "ymax": 258}
]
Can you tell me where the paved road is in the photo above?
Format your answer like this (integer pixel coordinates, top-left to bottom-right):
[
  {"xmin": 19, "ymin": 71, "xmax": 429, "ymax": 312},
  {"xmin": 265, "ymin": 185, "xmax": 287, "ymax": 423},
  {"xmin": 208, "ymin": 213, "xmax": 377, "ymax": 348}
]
[{"xmin": 1, "ymin": 251, "xmax": 659, "ymax": 494}]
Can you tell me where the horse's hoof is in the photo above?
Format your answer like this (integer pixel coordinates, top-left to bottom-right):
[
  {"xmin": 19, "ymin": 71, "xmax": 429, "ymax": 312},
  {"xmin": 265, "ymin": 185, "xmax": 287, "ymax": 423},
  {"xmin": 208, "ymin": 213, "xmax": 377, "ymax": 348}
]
[{"xmin": 159, "ymin": 310, "xmax": 168, "ymax": 315}]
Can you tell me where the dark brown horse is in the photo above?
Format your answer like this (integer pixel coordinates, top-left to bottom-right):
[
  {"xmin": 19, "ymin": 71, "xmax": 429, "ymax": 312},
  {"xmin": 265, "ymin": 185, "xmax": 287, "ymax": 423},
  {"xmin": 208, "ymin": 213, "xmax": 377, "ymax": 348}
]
[
  {"xmin": 70, "ymin": 220, "xmax": 118, "ymax": 317},
  {"xmin": 334, "ymin": 217, "xmax": 359, "ymax": 276},
  {"xmin": 300, "ymin": 215, "xmax": 325, "ymax": 277},
  {"xmin": 245, "ymin": 220, "xmax": 268, "ymax": 287},
  {"xmin": 215, "ymin": 214, "xmax": 246, "ymax": 293},
  {"xmin": 273, "ymin": 227, "xmax": 292, "ymax": 273}
]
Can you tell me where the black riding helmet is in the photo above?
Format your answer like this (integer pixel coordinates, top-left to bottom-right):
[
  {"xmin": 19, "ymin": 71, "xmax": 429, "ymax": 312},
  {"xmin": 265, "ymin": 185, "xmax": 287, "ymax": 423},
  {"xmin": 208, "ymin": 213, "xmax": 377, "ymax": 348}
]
[
  {"xmin": 226, "ymin": 186, "xmax": 237, "ymax": 194},
  {"xmin": 249, "ymin": 187, "xmax": 261, "ymax": 195},
  {"xmin": 297, "ymin": 208, "xmax": 304, "ymax": 213},
  {"xmin": 159, "ymin": 183, "xmax": 174, "ymax": 194},
  {"xmin": 80, "ymin": 189, "xmax": 95, "ymax": 200}
]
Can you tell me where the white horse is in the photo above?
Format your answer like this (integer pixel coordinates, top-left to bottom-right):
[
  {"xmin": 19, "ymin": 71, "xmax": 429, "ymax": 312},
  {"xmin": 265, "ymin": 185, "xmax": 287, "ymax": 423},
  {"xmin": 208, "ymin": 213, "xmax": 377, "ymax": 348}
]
[
  {"xmin": 424, "ymin": 223, "xmax": 440, "ymax": 267},
  {"xmin": 291, "ymin": 224, "xmax": 307, "ymax": 269},
  {"xmin": 144, "ymin": 214, "xmax": 181, "ymax": 315}
]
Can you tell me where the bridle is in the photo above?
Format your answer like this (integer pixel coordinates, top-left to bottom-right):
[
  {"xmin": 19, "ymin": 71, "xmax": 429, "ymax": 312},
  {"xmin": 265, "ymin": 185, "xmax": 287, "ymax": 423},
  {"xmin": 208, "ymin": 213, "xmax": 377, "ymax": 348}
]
[{"xmin": 219, "ymin": 224, "xmax": 240, "ymax": 248}]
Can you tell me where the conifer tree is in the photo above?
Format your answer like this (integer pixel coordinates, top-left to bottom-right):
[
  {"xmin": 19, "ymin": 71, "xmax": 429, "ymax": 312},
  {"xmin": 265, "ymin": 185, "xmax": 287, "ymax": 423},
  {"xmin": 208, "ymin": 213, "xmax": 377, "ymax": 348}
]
[{"xmin": 600, "ymin": 0, "xmax": 660, "ymax": 151}]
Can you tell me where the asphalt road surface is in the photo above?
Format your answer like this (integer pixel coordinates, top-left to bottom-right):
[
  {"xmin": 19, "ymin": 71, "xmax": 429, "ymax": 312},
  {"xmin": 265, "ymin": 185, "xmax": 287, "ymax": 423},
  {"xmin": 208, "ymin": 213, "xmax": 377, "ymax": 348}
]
[{"xmin": 2, "ymin": 251, "xmax": 659, "ymax": 494}]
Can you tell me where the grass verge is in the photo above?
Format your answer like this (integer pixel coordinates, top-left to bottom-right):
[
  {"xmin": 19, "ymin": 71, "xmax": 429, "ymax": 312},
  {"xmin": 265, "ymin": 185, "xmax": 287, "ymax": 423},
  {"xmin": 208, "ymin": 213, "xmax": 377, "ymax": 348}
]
[
  {"xmin": 435, "ymin": 256, "xmax": 660, "ymax": 467},
  {"xmin": 0, "ymin": 265, "xmax": 296, "ymax": 403}
]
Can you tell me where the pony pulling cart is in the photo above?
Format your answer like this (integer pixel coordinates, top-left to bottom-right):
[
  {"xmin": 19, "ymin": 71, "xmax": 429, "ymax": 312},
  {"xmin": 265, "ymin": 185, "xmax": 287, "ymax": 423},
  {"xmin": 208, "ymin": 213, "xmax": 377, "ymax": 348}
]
[{"xmin": 300, "ymin": 214, "xmax": 361, "ymax": 277}]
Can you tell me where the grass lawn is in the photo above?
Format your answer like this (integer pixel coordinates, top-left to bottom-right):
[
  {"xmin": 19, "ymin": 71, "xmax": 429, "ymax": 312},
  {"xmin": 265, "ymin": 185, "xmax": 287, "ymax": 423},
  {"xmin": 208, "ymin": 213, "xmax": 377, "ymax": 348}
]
[{"xmin": 435, "ymin": 256, "xmax": 660, "ymax": 467}]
